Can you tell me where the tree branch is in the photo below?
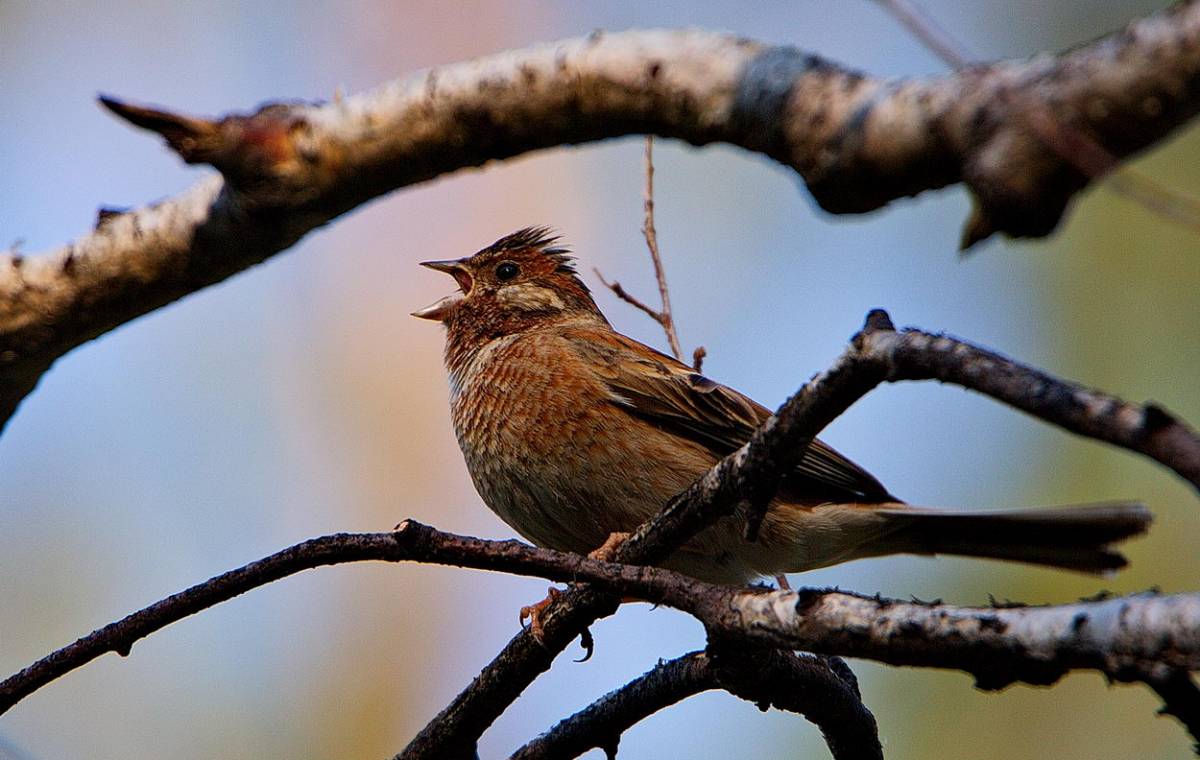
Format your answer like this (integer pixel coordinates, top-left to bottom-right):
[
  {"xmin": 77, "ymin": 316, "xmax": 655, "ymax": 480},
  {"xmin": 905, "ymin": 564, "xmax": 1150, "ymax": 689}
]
[
  {"xmin": 4, "ymin": 311, "xmax": 1196, "ymax": 753},
  {"xmin": 638, "ymin": 136, "xmax": 684, "ymax": 363},
  {"xmin": 508, "ymin": 651, "xmax": 717, "ymax": 760},
  {"xmin": 595, "ymin": 135, "xmax": 704, "ymax": 369},
  {"xmin": 595, "ymin": 134, "xmax": 691, "ymax": 363},
  {"xmin": 875, "ymin": 0, "xmax": 1200, "ymax": 245},
  {"xmin": 704, "ymin": 646, "xmax": 883, "ymax": 760},
  {"xmin": 3, "ymin": 520, "xmax": 1196, "ymax": 749},
  {"xmin": 5, "ymin": 2, "xmax": 1200, "ymax": 430},
  {"xmin": 863, "ymin": 321, "xmax": 1200, "ymax": 493},
  {"xmin": 509, "ymin": 647, "xmax": 882, "ymax": 760},
  {"xmin": 400, "ymin": 306, "xmax": 1198, "ymax": 758}
]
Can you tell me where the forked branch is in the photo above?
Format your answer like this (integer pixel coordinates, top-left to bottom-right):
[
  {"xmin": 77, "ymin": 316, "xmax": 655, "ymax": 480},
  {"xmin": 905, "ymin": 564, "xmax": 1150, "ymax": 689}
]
[
  {"xmin": 2, "ymin": 520, "xmax": 1196, "ymax": 752},
  {"xmin": 5, "ymin": 311, "xmax": 1197, "ymax": 757},
  {"xmin": 5, "ymin": 2, "xmax": 1200, "ymax": 432},
  {"xmin": 595, "ymin": 135, "xmax": 704, "ymax": 369},
  {"xmin": 399, "ymin": 308, "xmax": 1199, "ymax": 758},
  {"xmin": 875, "ymin": 0, "xmax": 1200, "ymax": 244}
]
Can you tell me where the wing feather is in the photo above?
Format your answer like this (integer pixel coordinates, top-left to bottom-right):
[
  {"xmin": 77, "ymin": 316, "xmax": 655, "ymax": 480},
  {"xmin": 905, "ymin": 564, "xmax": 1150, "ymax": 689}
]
[{"xmin": 560, "ymin": 326, "xmax": 896, "ymax": 504}]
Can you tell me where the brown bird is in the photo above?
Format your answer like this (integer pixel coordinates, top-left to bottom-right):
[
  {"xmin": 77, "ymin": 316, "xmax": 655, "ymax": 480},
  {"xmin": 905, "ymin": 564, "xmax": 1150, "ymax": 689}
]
[{"xmin": 414, "ymin": 227, "xmax": 1151, "ymax": 589}]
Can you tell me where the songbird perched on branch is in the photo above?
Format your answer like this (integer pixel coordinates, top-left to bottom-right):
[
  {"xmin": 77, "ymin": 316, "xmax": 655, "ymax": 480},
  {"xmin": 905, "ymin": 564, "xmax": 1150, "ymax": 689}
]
[{"xmin": 414, "ymin": 228, "xmax": 1150, "ymax": 587}]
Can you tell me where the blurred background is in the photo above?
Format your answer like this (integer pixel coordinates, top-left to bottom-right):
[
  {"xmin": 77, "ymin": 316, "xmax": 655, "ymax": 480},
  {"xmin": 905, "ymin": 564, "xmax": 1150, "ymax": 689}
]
[{"xmin": 1, "ymin": 1, "xmax": 1197, "ymax": 758}]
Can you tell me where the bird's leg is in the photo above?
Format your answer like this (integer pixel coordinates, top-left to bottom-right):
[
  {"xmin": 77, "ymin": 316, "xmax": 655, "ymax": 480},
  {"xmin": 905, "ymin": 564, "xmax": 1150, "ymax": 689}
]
[
  {"xmin": 775, "ymin": 574, "xmax": 791, "ymax": 590},
  {"xmin": 519, "ymin": 533, "xmax": 635, "ymax": 644},
  {"xmin": 588, "ymin": 531, "xmax": 631, "ymax": 562},
  {"xmin": 590, "ymin": 532, "xmax": 641, "ymax": 606}
]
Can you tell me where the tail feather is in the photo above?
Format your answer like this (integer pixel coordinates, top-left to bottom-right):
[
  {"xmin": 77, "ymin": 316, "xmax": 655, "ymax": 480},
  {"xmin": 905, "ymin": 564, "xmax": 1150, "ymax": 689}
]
[{"xmin": 878, "ymin": 501, "xmax": 1152, "ymax": 574}]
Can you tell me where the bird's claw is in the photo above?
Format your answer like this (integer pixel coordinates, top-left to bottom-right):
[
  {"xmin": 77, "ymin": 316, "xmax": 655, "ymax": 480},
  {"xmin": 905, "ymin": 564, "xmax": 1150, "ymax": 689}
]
[{"xmin": 519, "ymin": 586, "xmax": 563, "ymax": 644}]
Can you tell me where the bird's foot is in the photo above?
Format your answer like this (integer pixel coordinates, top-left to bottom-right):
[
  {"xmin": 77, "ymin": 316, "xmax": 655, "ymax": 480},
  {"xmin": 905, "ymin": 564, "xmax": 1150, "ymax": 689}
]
[
  {"xmin": 588, "ymin": 531, "xmax": 631, "ymax": 562},
  {"xmin": 519, "ymin": 586, "xmax": 563, "ymax": 644},
  {"xmin": 520, "ymin": 534, "xmax": 634, "ymax": 646}
]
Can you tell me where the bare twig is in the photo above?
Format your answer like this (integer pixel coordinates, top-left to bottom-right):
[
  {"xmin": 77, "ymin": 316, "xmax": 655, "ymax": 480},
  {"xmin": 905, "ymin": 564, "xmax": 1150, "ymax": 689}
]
[
  {"xmin": 640, "ymin": 135, "xmax": 684, "ymax": 361},
  {"xmin": 592, "ymin": 268, "xmax": 663, "ymax": 324},
  {"xmin": 876, "ymin": 0, "xmax": 1200, "ymax": 246},
  {"xmin": 596, "ymin": 135, "xmax": 706, "ymax": 368},
  {"xmin": 875, "ymin": 0, "xmax": 971, "ymax": 67}
]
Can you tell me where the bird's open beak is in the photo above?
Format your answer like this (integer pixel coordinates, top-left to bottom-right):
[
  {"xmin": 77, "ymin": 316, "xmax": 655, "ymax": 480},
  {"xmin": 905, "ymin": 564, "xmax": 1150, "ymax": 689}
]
[{"xmin": 412, "ymin": 258, "xmax": 471, "ymax": 322}]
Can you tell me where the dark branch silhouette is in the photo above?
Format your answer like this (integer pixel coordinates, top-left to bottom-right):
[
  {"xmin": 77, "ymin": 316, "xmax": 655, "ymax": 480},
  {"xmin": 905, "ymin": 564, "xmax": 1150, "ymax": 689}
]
[
  {"xmin": 509, "ymin": 647, "xmax": 882, "ymax": 760},
  {"xmin": 509, "ymin": 651, "xmax": 717, "ymax": 760}
]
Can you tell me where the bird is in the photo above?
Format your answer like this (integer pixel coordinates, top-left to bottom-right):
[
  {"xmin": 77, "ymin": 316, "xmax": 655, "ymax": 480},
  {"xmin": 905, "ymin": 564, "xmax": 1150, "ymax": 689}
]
[{"xmin": 413, "ymin": 227, "xmax": 1151, "ymax": 593}]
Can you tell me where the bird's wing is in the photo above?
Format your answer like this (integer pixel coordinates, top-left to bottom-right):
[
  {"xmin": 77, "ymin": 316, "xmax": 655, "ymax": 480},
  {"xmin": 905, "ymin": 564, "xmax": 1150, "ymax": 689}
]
[{"xmin": 560, "ymin": 325, "xmax": 895, "ymax": 504}]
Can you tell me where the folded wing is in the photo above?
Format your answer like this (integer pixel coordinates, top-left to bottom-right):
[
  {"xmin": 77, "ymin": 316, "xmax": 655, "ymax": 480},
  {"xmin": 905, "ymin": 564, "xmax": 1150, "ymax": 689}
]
[{"xmin": 564, "ymin": 326, "xmax": 896, "ymax": 505}]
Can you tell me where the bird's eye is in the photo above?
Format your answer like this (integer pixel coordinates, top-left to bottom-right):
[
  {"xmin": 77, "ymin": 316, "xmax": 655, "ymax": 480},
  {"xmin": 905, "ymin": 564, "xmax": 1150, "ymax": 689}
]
[{"xmin": 495, "ymin": 262, "xmax": 520, "ymax": 281}]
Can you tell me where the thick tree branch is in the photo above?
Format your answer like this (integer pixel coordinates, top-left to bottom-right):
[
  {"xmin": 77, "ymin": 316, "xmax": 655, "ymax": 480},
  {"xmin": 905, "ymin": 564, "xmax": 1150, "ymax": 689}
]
[
  {"xmin": 3, "ymin": 520, "xmax": 1196, "ymax": 748},
  {"xmin": 875, "ymin": 0, "xmax": 1200, "ymax": 244},
  {"xmin": 5, "ymin": 2, "xmax": 1200, "ymax": 431}
]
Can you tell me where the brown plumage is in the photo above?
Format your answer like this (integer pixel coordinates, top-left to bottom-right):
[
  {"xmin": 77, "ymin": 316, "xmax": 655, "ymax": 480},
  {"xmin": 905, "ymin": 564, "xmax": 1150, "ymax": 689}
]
[{"xmin": 414, "ymin": 228, "xmax": 1151, "ymax": 585}]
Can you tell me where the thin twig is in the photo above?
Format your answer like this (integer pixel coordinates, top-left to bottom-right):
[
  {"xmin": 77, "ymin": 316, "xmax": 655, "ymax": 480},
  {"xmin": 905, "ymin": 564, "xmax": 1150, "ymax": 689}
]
[
  {"xmin": 640, "ymin": 135, "xmax": 685, "ymax": 361},
  {"xmin": 875, "ymin": 0, "xmax": 970, "ymax": 67},
  {"xmin": 592, "ymin": 268, "xmax": 663, "ymax": 324},
  {"xmin": 597, "ymin": 135, "xmax": 706, "ymax": 369},
  {"xmin": 876, "ymin": 0, "xmax": 1200, "ymax": 242}
]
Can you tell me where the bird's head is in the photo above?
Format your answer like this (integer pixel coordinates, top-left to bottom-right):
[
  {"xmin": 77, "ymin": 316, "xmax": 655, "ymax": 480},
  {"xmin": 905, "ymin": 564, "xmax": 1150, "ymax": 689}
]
[{"xmin": 413, "ymin": 228, "xmax": 606, "ymax": 349}]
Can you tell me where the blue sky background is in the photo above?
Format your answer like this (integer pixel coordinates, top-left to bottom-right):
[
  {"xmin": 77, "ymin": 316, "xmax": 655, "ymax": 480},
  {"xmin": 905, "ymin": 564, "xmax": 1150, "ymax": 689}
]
[{"xmin": 1, "ymin": 2, "xmax": 1197, "ymax": 758}]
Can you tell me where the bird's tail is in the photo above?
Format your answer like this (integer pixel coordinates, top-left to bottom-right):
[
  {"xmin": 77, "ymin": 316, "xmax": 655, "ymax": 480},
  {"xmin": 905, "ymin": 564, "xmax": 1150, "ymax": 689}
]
[{"xmin": 875, "ymin": 501, "xmax": 1152, "ymax": 574}]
